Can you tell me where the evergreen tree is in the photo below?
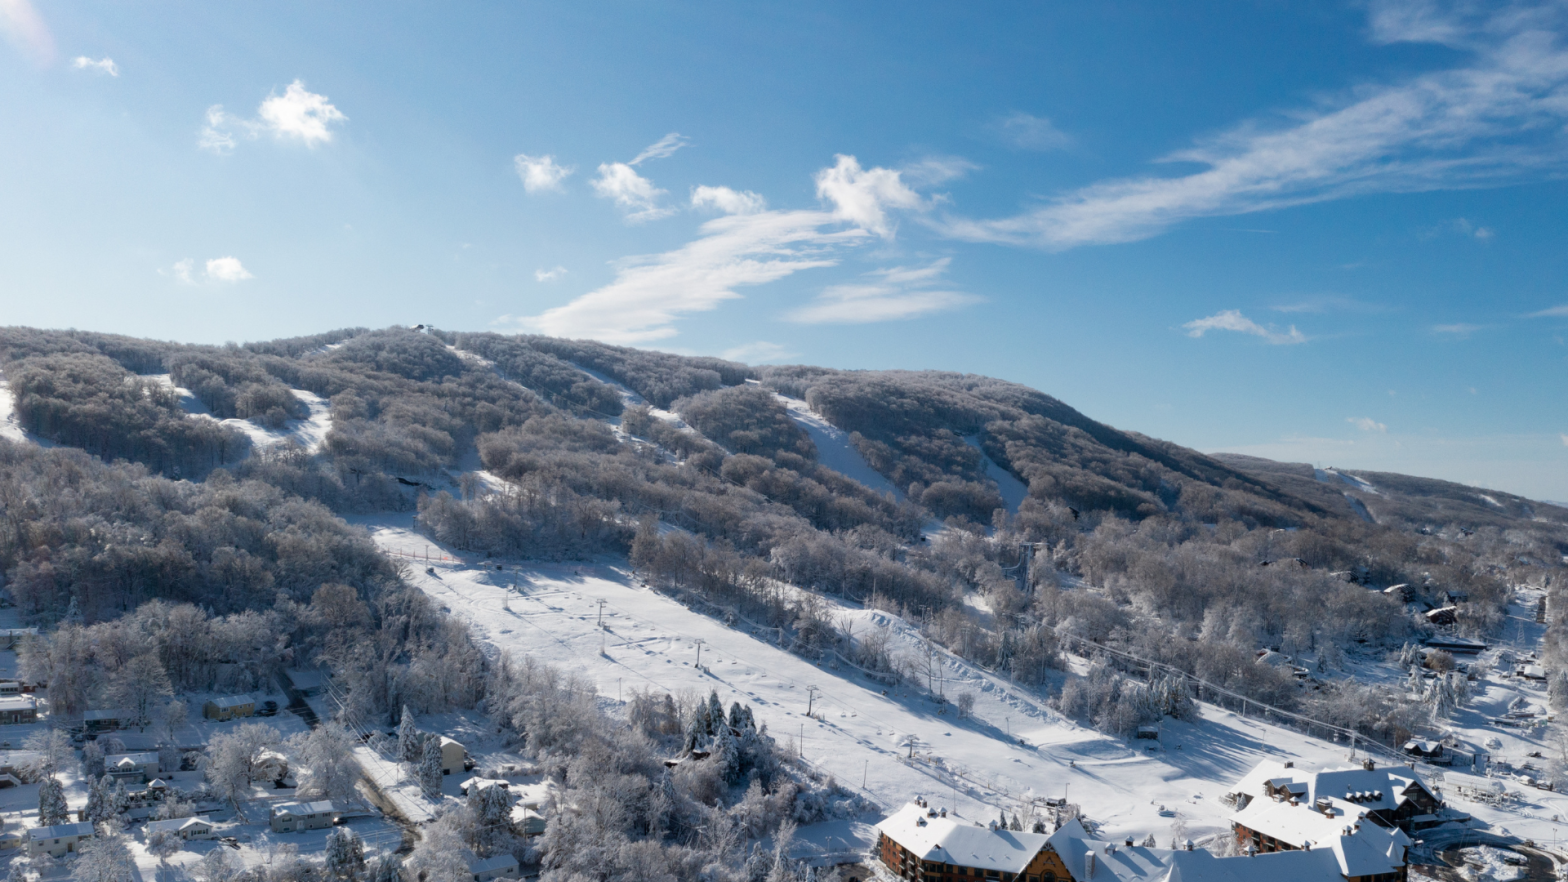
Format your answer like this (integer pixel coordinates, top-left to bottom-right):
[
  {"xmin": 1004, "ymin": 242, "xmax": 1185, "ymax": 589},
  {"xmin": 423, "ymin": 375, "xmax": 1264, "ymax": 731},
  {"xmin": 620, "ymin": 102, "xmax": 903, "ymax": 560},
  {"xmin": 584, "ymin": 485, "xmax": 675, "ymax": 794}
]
[
  {"xmin": 398, "ymin": 706, "xmax": 419, "ymax": 764},
  {"xmin": 326, "ymin": 827, "xmax": 366, "ymax": 880},
  {"xmin": 706, "ymin": 691, "xmax": 725, "ymax": 734},
  {"xmin": 470, "ymin": 784, "xmax": 514, "ymax": 857},
  {"xmin": 111, "ymin": 779, "xmax": 130, "ymax": 817},
  {"xmin": 682, "ymin": 702, "xmax": 711, "ymax": 755},
  {"xmin": 87, "ymin": 774, "xmax": 115, "ymax": 824},
  {"xmin": 419, "ymin": 736, "xmax": 443, "ymax": 800},
  {"xmin": 38, "ymin": 777, "xmax": 68, "ymax": 825},
  {"xmin": 712, "ymin": 715, "xmax": 741, "ymax": 786},
  {"xmin": 1009, "ymin": 813, "xmax": 1022, "ymax": 832},
  {"xmin": 370, "ymin": 855, "xmax": 401, "ymax": 882}
]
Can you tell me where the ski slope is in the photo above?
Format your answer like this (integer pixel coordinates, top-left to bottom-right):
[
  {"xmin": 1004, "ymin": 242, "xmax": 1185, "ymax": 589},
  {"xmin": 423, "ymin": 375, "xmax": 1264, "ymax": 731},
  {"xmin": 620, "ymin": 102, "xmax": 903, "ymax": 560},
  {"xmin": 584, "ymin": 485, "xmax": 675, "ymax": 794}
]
[
  {"xmin": 771, "ymin": 390, "xmax": 903, "ymax": 499},
  {"xmin": 965, "ymin": 435, "xmax": 1029, "ymax": 512},
  {"xmin": 0, "ymin": 378, "xmax": 26, "ymax": 444},
  {"xmin": 568, "ymin": 362, "xmax": 704, "ymax": 441},
  {"xmin": 151, "ymin": 375, "xmax": 333, "ymax": 454},
  {"xmin": 350, "ymin": 514, "xmax": 1566, "ymax": 857}
]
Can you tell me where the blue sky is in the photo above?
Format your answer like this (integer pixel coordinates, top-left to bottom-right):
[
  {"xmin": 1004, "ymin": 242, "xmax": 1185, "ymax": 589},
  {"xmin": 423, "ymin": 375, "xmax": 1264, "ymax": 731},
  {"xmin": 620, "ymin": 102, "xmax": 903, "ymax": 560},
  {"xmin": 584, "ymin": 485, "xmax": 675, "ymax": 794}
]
[{"xmin": 3, "ymin": 1, "xmax": 1567, "ymax": 499}]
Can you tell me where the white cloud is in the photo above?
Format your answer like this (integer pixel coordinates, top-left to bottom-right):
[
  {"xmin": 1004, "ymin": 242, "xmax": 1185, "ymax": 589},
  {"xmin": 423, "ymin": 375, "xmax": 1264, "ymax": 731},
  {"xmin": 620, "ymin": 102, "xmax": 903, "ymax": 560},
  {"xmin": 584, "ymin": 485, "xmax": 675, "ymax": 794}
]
[
  {"xmin": 1529, "ymin": 304, "xmax": 1568, "ymax": 317},
  {"xmin": 1561, "ymin": 433, "xmax": 1568, "ymax": 447},
  {"xmin": 514, "ymin": 154, "xmax": 573, "ymax": 192},
  {"xmin": 814, "ymin": 154, "xmax": 924, "ymax": 238},
  {"xmin": 786, "ymin": 258, "xmax": 981, "ymax": 325},
  {"xmin": 630, "ymin": 132, "xmax": 688, "ymax": 166},
  {"xmin": 205, "ymin": 256, "xmax": 253, "ymax": 283},
  {"xmin": 0, "ymin": 0, "xmax": 54, "ymax": 67},
  {"xmin": 592, "ymin": 162, "xmax": 674, "ymax": 222},
  {"xmin": 1433, "ymin": 322, "xmax": 1484, "ymax": 336},
  {"xmin": 900, "ymin": 156, "xmax": 979, "ymax": 187},
  {"xmin": 1348, "ymin": 416, "xmax": 1388, "ymax": 433},
  {"xmin": 998, "ymin": 112, "xmax": 1072, "ymax": 151},
  {"xmin": 691, "ymin": 185, "xmax": 767, "ymax": 215},
  {"xmin": 71, "ymin": 56, "xmax": 117, "ymax": 76},
  {"xmin": 506, "ymin": 208, "xmax": 864, "ymax": 344},
  {"xmin": 719, "ymin": 341, "xmax": 796, "ymax": 364},
  {"xmin": 170, "ymin": 258, "xmax": 196, "ymax": 285},
  {"xmin": 200, "ymin": 81, "xmax": 344, "ymax": 153},
  {"xmin": 941, "ymin": 2, "xmax": 1568, "ymax": 250},
  {"xmin": 535, "ymin": 266, "xmax": 568, "ymax": 283},
  {"xmin": 1183, "ymin": 309, "xmax": 1306, "ymax": 344},
  {"xmin": 258, "ymin": 80, "xmax": 346, "ymax": 146}
]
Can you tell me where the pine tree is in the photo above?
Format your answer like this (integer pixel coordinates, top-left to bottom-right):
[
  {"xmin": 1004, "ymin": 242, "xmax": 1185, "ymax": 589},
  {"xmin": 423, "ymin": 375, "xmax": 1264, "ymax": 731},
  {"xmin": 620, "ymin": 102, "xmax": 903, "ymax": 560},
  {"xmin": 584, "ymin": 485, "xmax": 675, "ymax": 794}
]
[
  {"xmin": 419, "ymin": 736, "xmax": 443, "ymax": 800},
  {"xmin": 111, "ymin": 778, "xmax": 130, "ymax": 816},
  {"xmin": 398, "ymin": 706, "xmax": 419, "ymax": 764},
  {"xmin": 729, "ymin": 702, "xmax": 746, "ymax": 732},
  {"xmin": 370, "ymin": 855, "xmax": 401, "ymax": 882},
  {"xmin": 87, "ymin": 774, "xmax": 115, "ymax": 824},
  {"xmin": 1009, "ymin": 813, "xmax": 1022, "ymax": 832},
  {"xmin": 470, "ymin": 784, "xmax": 514, "ymax": 857},
  {"xmin": 683, "ymin": 701, "xmax": 711, "ymax": 755},
  {"xmin": 326, "ymin": 827, "xmax": 366, "ymax": 880},
  {"xmin": 706, "ymin": 691, "xmax": 724, "ymax": 735},
  {"xmin": 37, "ymin": 777, "xmax": 68, "ymax": 825},
  {"xmin": 712, "ymin": 715, "xmax": 741, "ymax": 786}
]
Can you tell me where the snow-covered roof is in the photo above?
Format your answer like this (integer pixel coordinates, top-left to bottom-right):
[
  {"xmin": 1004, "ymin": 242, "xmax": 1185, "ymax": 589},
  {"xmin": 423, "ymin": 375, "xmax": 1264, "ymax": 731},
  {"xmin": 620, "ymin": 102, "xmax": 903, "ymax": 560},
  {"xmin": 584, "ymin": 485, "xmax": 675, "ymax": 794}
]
[
  {"xmin": 0, "ymin": 696, "xmax": 35, "ymax": 711},
  {"xmin": 84, "ymin": 707, "xmax": 133, "ymax": 721},
  {"xmin": 146, "ymin": 817, "xmax": 210, "ymax": 834},
  {"xmin": 439, "ymin": 736, "xmax": 464, "ymax": 749},
  {"xmin": 28, "ymin": 822, "xmax": 94, "ymax": 841},
  {"xmin": 468, "ymin": 855, "xmax": 518, "ymax": 874},
  {"xmin": 462, "ymin": 777, "xmax": 508, "ymax": 793},
  {"xmin": 876, "ymin": 803, "xmax": 1050, "ymax": 874},
  {"xmin": 273, "ymin": 800, "xmax": 335, "ymax": 816},
  {"xmin": 1044, "ymin": 820, "xmax": 1342, "ymax": 882},
  {"xmin": 108, "ymin": 752, "xmax": 159, "ymax": 765},
  {"xmin": 1230, "ymin": 759, "xmax": 1432, "ymax": 813},
  {"xmin": 1229, "ymin": 796, "xmax": 1410, "ymax": 878},
  {"xmin": 207, "ymin": 695, "xmax": 253, "ymax": 708}
]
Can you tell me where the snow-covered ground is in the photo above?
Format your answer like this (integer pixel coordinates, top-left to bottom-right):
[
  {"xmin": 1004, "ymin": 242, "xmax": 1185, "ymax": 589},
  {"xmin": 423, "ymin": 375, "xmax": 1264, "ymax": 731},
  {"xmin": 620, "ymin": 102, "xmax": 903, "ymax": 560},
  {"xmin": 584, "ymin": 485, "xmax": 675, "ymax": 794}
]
[
  {"xmin": 568, "ymin": 363, "xmax": 704, "ymax": 441},
  {"xmin": 965, "ymin": 435, "xmax": 1028, "ymax": 513},
  {"xmin": 771, "ymin": 391, "xmax": 902, "ymax": 500},
  {"xmin": 0, "ymin": 379, "xmax": 25, "ymax": 444},
  {"xmin": 149, "ymin": 376, "xmax": 332, "ymax": 454},
  {"xmin": 348, "ymin": 515, "xmax": 1568, "ymax": 862}
]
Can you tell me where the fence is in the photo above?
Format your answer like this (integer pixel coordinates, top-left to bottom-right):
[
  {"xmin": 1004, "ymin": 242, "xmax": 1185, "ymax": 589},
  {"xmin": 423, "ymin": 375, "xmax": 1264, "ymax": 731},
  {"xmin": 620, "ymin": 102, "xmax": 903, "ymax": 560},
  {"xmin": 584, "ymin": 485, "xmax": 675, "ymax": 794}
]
[{"xmin": 380, "ymin": 547, "xmax": 467, "ymax": 566}]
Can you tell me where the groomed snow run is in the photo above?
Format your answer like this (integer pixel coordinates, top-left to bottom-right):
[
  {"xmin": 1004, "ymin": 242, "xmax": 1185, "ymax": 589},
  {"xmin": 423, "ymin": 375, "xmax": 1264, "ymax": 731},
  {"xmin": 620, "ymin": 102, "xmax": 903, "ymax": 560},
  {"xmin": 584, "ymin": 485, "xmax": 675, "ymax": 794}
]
[
  {"xmin": 150, "ymin": 375, "xmax": 333, "ymax": 454},
  {"xmin": 771, "ymin": 390, "xmax": 902, "ymax": 499},
  {"xmin": 965, "ymin": 435, "xmax": 1029, "ymax": 512},
  {"xmin": 0, "ymin": 377, "xmax": 26, "ymax": 444},
  {"xmin": 569, "ymin": 362, "xmax": 703, "ymax": 439}
]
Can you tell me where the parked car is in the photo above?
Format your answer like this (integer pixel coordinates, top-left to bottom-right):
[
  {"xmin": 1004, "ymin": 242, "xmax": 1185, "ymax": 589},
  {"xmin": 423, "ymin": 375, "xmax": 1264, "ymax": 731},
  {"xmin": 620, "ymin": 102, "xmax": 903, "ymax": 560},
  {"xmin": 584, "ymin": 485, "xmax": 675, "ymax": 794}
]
[{"xmin": 258, "ymin": 700, "xmax": 279, "ymax": 717}]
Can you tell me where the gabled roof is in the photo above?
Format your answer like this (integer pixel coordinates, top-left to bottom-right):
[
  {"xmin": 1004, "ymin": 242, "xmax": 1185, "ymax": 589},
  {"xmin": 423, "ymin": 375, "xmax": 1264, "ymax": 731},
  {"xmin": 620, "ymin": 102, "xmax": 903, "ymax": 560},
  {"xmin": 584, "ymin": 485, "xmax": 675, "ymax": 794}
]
[
  {"xmin": 1045, "ymin": 820, "xmax": 1344, "ymax": 882},
  {"xmin": 468, "ymin": 855, "xmax": 518, "ymax": 874},
  {"xmin": 28, "ymin": 822, "xmax": 95, "ymax": 841},
  {"xmin": 272, "ymin": 800, "xmax": 335, "ymax": 816},
  {"xmin": 146, "ymin": 817, "xmax": 210, "ymax": 834},
  {"xmin": 1229, "ymin": 795, "xmax": 1410, "ymax": 878},
  {"xmin": 876, "ymin": 803, "xmax": 1050, "ymax": 874},
  {"xmin": 207, "ymin": 695, "xmax": 254, "ymax": 708}
]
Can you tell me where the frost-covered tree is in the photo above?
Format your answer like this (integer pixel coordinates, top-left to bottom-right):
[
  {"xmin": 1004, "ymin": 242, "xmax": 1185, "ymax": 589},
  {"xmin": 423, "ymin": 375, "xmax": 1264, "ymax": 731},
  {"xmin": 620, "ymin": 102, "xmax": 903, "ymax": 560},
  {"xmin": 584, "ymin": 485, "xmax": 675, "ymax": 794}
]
[
  {"xmin": 712, "ymin": 718, "xmax": 741, "ymax": 786},
  {"xmin": 24, "ymin": 728, "xmax": 73, "ymax": 780},
  {"xmin": 370, "ymin": 855, "xmax": 402, "ymax": 882},
  {"xmin": 290, "ymin": 724, "xmax": 362, "ymax": 803},
  {"xmin": 955, "ymin": 691, "xmax": 976, "ymax": 719},
  {"xmin": 111, "ymin": 653, "xmax": 173, "ymax": 726},
  {"xmin": 111, "ymin": 779, "xmax": 129, "ymax": 817},
  {"xmin": 682, "ymin": 701, "xmax": 712, "ymax": 756},
  {"xmin": 398, "ymin": 706, "xmax": 419, "ymax": 764},
  {"xmin": 469, "ymin": 784, "xmax": 514, "ymax": 857},
  {"xmin": 405, "ymin": 812, "xmax": 470, "ymax": 882},
  {"xmin": 158, "ymin": 742, "xmax": 181, "ymax": 777},
  {"xmin": 82, "ymin": 740, "xmax": 106, "ymax": 779},
  {"xmin": 7, "ymin": 857, "xmax": 31, "ymax": 882},
  {"xmin": 71, "ymin": 831, "xmax": 135, "ymax": 882},
  {"xmin": 87, "ymin": 774, "xmax": 114, "ymax": 824},
  {"xmin": 37, "ymin": 776, "xmax": 68, "ymax": 825},
  {"xmin": 159, "ymin": 700, "xmax": 188, "ymax": 745},
  {"xmin": 205, "ymin": 722, "xmax": 282, "ymax": 806},
  {"xmin": 419, "ymin": 736, "xmax": 443, "ymax": 800},
  {"xmin": 326, "ymin": 827, "xmax": 366, "ymax": 880}
]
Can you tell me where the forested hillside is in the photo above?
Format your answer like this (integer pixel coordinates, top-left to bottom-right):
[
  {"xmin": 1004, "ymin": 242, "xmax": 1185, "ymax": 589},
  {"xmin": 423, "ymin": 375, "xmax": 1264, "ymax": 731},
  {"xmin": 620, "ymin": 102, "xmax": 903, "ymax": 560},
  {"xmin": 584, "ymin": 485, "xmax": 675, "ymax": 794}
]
[{"xmin": 3, "ymin": 323, "xmax": 1566, "ymax": 754}]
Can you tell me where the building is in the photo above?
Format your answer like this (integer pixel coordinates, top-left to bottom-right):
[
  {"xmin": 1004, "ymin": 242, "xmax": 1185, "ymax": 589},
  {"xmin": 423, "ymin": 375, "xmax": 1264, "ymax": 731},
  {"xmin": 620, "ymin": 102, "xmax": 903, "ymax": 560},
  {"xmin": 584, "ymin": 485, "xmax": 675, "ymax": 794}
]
[
  {"xmin": 145, "ymin": 817, "xmax": 215, "ymax": 840},
  {"xmin": 285, "ymin": 669, "xmax": 325, "ymax": 696},
  {"xmin": 460, "ymin": 777, "xmax": 509, "ymax": 796},
  {"xmin": 0, "ymin": 628, "xmax": 38, "ymax": 649},
  {"xmin": 468, "ymin": 855, "xmax": 520, "ymax": 882},
  {"xmin": 27, "ymin": 822, "xmax": 95, "ymax": 857},
  {"xmin": 1046, "ymin": 818, "xmax": 1348, "ymax": 882},
  {"xmin": 875, "ymin": 801, "xmax": 1072, "ymax": 882},
  {"xmin": 269, "ymin": 801, "xmax": 337, "ymax": 833},
  {"xmin": 0, "ymin": 696, "xmax": 38, "ymax": 725},
  {"xmin": 203, "ymin": 695, "xmax": 256, "ymax": 721},
  {"xmin": 0, "ymin": 681, "xmax": 24, "ymax": 696},
  {"xmin": 438, "ymin": 736, "xmax": 466, "ymax": 776},
  {"xmin": 1227, "ymin": 759, "xmax": 1443, "ymax": 837},
  {"xmin": 106, "ymin": 751, "xmax": 161, "ymax": 783},
  {"xmin": 83, "ymin": 708, "xmax": 136, "ymax": 734}
]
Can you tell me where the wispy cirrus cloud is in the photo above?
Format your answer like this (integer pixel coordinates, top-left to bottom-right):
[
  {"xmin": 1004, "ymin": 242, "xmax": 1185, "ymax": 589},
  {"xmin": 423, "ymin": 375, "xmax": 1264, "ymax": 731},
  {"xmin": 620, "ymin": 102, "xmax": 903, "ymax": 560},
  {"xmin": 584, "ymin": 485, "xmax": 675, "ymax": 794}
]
[
  {"xmin": 938, "ymin": 0, "xmax": 1568, "ymax": 250},
  {"xmin": 514, "ymin": 154, "xmax": 573, "ymax": 192},
  {"xmin": 1348, "ymin": 416, "xmax": 1388, "ymax": 433},
  {"xmin": 630, "ymin": 132, "xmax": 688, "ymax": 166},
  {"xmin": 995, "ymin": 112, "xmax": 1072, "ymax": 151},
  {"xmin": 200, "ymin": 80, "xmax": 346, "ymax": 154},
  {"xmin": 691, "ymin": 185, "xmax": 767, "ymax": 215},
  {"xmin": 786, "ymin": 258, "xmax": 980, "ymax": 325},
  {"xmin": 72, "ymin": 56, "xmax": 117, "ymax": 76},
  {"xmin": 592, "ymin": 162, "xmax": 674, "ymax": 222},
  {"xmin": 1271, "ymin": 295, "xmax": 1389, "ymax": 314},
  {"xmin": 1528, "ymin": 304, "xmax": 1568, "ymax": 318},
  {"xmin": 1183, "ymin": 309, "xmax": 1306, "ymax": 344},
  {"xmin": 535, "ymin": 266, "xmax": 567, "ymax": 283},
  {"xmin": 507, "ymin": 155, "xmax": 930, "ymax": 343}
]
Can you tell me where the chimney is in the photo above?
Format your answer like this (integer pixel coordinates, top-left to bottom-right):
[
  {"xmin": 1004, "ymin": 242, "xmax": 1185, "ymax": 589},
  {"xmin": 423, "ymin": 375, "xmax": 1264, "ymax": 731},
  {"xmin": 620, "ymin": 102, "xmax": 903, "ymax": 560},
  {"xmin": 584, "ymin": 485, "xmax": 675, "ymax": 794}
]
[
  {"xmin": 1363, "ymin": 759, "xmax": 1375, "ymax": 771},
  {"xmin": 1184, "ymin": 840, "xmax": 1194, "ymax": 851},
  {"xmin": 1124, "ymin": 838, "xmax": 1134, "ymax": 848},
  {"xmin": 1085, "ymin": 853, "xmax": 1096, "ymax": 879},
  {"xmin": 1284, "ymin": 761, "xmax": 1294, "ymax": 768},
  {"xmin": 1303, "ymin": 841, "xmax": 1312, "ymax": 852},
  {"xmin": 940, "ymin": 808, "xmax": 947, "ymax": 818}
]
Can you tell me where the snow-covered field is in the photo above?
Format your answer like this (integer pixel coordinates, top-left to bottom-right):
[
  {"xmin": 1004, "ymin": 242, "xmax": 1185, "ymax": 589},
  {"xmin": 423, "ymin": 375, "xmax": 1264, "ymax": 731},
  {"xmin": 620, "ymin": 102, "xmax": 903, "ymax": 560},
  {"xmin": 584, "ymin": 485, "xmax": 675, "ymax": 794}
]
[
  {"xmin": 0, "ymin": 379, "xmax": 23, "ymax": 444},
  {"xmin": 349, "ymin": 515, "xmax": 1568, "ymax": 862}
]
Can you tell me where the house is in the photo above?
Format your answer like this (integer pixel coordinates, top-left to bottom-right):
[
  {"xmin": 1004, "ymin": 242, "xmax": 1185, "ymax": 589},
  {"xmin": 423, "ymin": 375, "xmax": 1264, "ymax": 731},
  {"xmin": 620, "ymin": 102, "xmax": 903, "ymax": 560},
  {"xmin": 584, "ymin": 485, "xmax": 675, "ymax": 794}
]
[
  {"xmin": 1423, "ymin": 606, "xmax": 1458, "ymax": 626},
  {"xmin": 0, "ymin": 681, "xmax": 24, "ymax": 696},
  {"xmin": 269, "ymin": 801, "xmax": 337, "ymax": 833},
  {"xmin": 0, "ymin": 826, "xmax": 22, "ymax": 850},
  {"xmin": 1401, "ymin": 741, "xmax": 1447, "ymax": 763},
  {"xmin": 0, "ymin": 696, "xmax": 38, "ymax": 725},
  {"xmin": 203, "ymin": 695, "xmax": 256, "ymax": 721},
  {"xmin": 438, "ymin": 736, "xmax": 466, "ymax": 776},
  {"xmin": 285, "ymin": 669, "xmax": 325, "ymax": 696},
  {"xmin": 468, "ymin": 854, "xmax": 520, "ymax": 882},
  {"xmin": 1423, "ymin": 636, "xmax": 1487, "ymax": 654},
  {"xmin": 106, "ymin": 751, "xmax": 161, "ymax": 783},
  {"xmin": 84, "ymin": 708, "xmax": 136, "ymax": 734},
  {"xmin": 510, "ymin": 806, "xmax": 546, "ymax": 837},
  {"xmin": 460, "ymin": 777, "xmax": 509, "ymax": 796},
  {"xmin": 145, "ymin": 817, "xmax": 215, "ymax": 840},
  {"xmin": 1516, "ymin": 664, "xmax": 1547, "ymax": 681},
  {"xmin": 875, "ymin": 801, "xmax": 1072, "ymax": 882},
  {"xmin": 27, "ymin": 822, "xmax": 95, "ymax": 857},
  {"xmin": 1047, "ymin": 818, "xmax": 1349, "ymax": 882},
  {"xmin": 0, "ymin": 628, "xmax": 38, "ymax": 650}
]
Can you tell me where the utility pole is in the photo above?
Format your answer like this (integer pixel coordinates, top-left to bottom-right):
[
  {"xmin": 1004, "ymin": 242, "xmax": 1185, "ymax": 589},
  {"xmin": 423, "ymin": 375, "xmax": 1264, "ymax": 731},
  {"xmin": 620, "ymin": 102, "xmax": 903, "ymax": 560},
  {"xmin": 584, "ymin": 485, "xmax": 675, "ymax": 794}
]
[
  {"xmin": 694, "ymin": 639, "xmax": 705, "ymax": 669},
  {"xmin": 806, "ymin": 685, "xmax": 821, "ymax": 717},
  {"xmin": 863, "ymin": 759, "xmax": 868, "ymax": 789},
  {"xmin": 597, "ymin": 599, "xmax": 608, "ymax": 628}
]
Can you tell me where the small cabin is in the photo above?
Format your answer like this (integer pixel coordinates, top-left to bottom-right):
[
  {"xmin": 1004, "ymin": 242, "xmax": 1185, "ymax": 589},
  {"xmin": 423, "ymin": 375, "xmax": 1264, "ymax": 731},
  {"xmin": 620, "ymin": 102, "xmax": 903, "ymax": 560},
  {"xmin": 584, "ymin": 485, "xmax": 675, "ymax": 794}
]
[
  {"xmin": 27, "ymin": 822, "xmax": 95, "ymax": 857},
  {"xmin": 439, "ymin": 736, "xmax": 466, "ymax": 776},
  {"xmin": 203, "ymin": 695, "xmax": 256, "ymax": 721},
  {"xmin": 145, "ymin": 817, "xmax": 215, "ymax": 841},
  {"xmin": 270, "ymin": 801, "xmax": 337, "ymax": 832}
]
